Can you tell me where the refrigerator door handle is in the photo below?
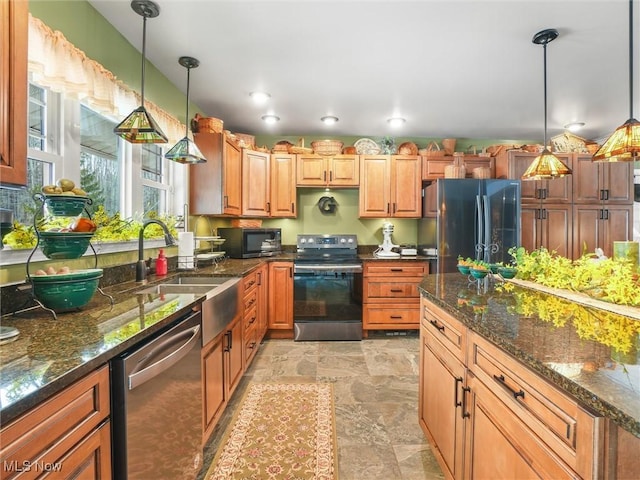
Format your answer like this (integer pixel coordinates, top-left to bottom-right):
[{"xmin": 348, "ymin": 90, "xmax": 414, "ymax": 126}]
[
  {"xmin": 482, "ymin": 195, "xmax": 490, "ymax": 262},
  {"xmin": 476, "ymin": 195, "xmax": 483, "ymax": 260}
]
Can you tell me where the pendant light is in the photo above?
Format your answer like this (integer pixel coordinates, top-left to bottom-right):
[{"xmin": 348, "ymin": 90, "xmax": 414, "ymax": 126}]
[
  {"xmin": 592, "ymin": 0, "xmax": 640, "ymax": 162},
  {"xmin": 522, "ymin": 28, "xmax": 572, "ymax": 180},
  {"xmin": 114, "ymin": 0, "xmax": 168, "ymax": 144},
  {"xmin": 165, "ymin": 56, "xmax": 207, "ymax": 164}
]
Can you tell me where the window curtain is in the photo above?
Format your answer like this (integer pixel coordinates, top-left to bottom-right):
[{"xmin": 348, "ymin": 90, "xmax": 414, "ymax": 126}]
[{"xmin": 27, "ymin": 14, "xmax": 184, "ymax": 145}]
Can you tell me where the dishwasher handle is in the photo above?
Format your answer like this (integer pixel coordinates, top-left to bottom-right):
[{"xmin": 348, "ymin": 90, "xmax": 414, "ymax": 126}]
[{"xmin": 128, "ymin": 322, "xmax": 201, "ymax": 390}]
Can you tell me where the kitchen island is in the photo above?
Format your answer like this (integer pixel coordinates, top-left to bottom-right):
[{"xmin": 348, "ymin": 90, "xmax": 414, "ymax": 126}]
[{"xmin": 419, "ymin": 273, "xmax": 640, "ymax": 479}]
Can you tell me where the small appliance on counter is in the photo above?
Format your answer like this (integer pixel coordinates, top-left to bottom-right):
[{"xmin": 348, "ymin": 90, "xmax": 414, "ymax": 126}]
[
  {"xmin": 374, "ymin": 222, "xmax": 400, "ymax": 258},
  {"xmin": 217, "ymin": 227, "xmax": 281, "ymax": 258}
]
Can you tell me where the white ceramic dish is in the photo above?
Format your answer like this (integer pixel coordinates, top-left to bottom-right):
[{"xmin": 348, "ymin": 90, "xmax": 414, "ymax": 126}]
[{"xmin": 354, "ymin": 138, "xmax": 381, "ymax": 155}]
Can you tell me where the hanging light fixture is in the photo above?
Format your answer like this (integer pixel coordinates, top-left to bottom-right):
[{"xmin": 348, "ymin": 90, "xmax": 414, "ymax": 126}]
[
  {"xmin": 165, "ymin": 56, "xmax": 207, "ymax": 164},
  {"xmin": 522, "ymin": 28, "xmax": 572, "ymax": 180},
  {"xmin": 592, "ymin": 0, "xmax": 640, "ymax": 162},
  {"xmin": 114, "ymin": 0, "xmax": 168, "ymax": 144}
]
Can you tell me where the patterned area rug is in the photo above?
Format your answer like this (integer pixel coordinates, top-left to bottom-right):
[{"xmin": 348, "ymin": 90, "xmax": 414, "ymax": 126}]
[{"xmin": 206, "ymin": 383, "xmax": 337, "ymax": 480}]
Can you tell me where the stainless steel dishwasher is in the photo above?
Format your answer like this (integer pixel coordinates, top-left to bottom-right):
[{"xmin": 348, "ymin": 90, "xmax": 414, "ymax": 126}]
[{"xmin": 111, "ymin": 309, "xmax": 203, "ymax": 480}]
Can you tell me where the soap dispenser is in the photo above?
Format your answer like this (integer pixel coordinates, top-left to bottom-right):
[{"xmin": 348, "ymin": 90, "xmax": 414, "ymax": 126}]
[{"xmin": 156, "ymin": 249, "xmax": 168, "ymax": 276}]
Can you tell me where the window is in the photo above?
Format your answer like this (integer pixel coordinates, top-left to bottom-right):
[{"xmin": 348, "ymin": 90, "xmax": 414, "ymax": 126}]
[{"xmin": 141, "ymin": 144, "xmax": 169, "ymax": 217}]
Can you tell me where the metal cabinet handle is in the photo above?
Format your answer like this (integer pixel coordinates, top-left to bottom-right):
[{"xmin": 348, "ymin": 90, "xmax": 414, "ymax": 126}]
[
  {"xmin": 461, "ymin": 386, "xmax": 471, "ymax": 418},
  {"xmin": 493, "ymin": 374, "xmax": 525, "ymax": 399},
  {"xmin": 454, "ymin": 377, "xmax": 463, "ymax": 408},
  {"xmin": 429, "ymin": 319, "xmax": 445, "ymax": 333},
  {"xmin": 390, "ymin": 315, "xmax": 403, "ymax": 319},
  {"xmin": 390, "ymin": 289, "xmax": 403, "ymax": 293}
]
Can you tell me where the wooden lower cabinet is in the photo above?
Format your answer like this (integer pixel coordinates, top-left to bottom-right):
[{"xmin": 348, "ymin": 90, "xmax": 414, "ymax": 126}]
[
  {"xmin": 521, "ymin": 203, "xmax": 572, "ymax": 258},
  {"xmin": 363, "ymin": 260, "xmax": 427, "ymax": 331},
  {"xmin": 572, "ymin": 204, "xmax": 633, "ymax": 259},
  {"xmin": 419, "ymin": 296, "xmax": 605, "ymax": 480},
  {"xmin": 0, "ymin": 365, "xmax": 111, "ymax": 479},
  {"xmin": 268, "ymin": 261, "xmax": 293, "ymax": 331},
  {"xmin": 202, "ymin": 312, "xmax": 243, "ymax": 443}
]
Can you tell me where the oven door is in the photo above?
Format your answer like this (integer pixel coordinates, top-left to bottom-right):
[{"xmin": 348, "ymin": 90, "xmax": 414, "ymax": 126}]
[{"xmin": 293, "ymin": 265, "xmax": 363, "ymax": 341}]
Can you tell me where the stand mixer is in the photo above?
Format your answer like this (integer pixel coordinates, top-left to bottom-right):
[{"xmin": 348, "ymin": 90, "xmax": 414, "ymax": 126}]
[{"xmin": 375, "ymin": 222, "xmax": 400, "ymax": 258}]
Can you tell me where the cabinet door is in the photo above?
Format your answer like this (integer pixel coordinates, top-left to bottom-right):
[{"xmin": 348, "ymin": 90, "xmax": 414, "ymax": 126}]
[
  {"xmin": 423, "ymin": 182, "xmax": 438, "ymax": 217},
  {"xmin": 601, "ymin": 161, "xmax": 634, "ymax": 204},
  {"xmin": 505, "ymin": 152, "xmax": 572, "ymax": 204},
  {"xmin": 390, "ymin": 155, "xmax": 422, "ymax": 217},
  {"xmin": 328, "ymin": 155, "xmax": 359, "ymax": 186},
  {"xmin": 202, "ymin": 332, "xmax": 226, "ymax": 441},
  {"xmin": 268, "ymin": 261, "xmax": 293, "ymax": 329},
  {"xmin": 0, "ymin": 0, "xmax": 28, "ymax": 186},
  {"xmin": 192, "ymin": 132, "xmax": 224, "ymax": 214},
  {"xmin": 420, "ymin": 327, "xmax": 466, "ymax": 479},
  {"xmin": 421, "ymin": 155, "xmax": 449, "ymax": 180},
  {"xmin": 573, "ymin": 204, "xmax": 633, "ymax": 259},
  {"xmin": 359, "ymin": 155, "xmax": 391, "ymax": 217},
  {"xmin": 271, "ymin": 153, "xmax": 296, "ymax": 217},
  {"xmin": 465, "ymin": 374, "xmax": 577, "ymax": 480},
  {"xmin": 296, "ymin": 154, "xmax": 327, "ymax": 186},
  {"xmin": 464, "ymin": 156, "xmax": 495, "ymax": 178},
  {"xmin": 223, "ymin": 139, "xmax": 243, "ymax": 215},
  {"xmin": 521, "ymin": 204, "xmax": 572, "ymax": 258},
  {"xmin": 242, "ymin": 149, "xmax": 270, "ymax": 216},
  {"xmin": 227, "ymin": 313, "xmax": 244, "ymax": 397}
]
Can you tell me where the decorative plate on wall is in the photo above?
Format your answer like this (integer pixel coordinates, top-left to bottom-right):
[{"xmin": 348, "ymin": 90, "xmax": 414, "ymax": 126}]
[{"xmin": 354, "ymin": 138, "xmax": 381, "ymax": 155}]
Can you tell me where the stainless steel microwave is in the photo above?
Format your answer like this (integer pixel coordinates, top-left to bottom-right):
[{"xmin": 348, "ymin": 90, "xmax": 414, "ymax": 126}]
[{"xmin": 217, "ymin": 228, "xmax": 282, "ymax": 258}]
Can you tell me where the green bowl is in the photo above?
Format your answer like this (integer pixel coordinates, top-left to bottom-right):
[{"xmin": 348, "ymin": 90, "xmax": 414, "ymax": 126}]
[
  {"xmin": 43, "ymin": 195, "xmax": 90, "ymax": 216},
  {"xmin": 31, "ymin": 269, "xmax": 102, "ymax": 311},
  {"xmin": 489, "ymin": 263, "xmax": 500, "ymax": 274},
  {"xmin": 469, "ymin": 268, "xmax": 488, "ymax": 279},
  {"xmin": 0, "ymin": 222, "xmax": 12, "ymax": 250},
  {"xmin": 497, "ymin": 266, "xmax": 518, "ymax": 279},
  {"xmin": 39, "ymin": 231, "xmax": 94, "ymax": 259},
  {"xmin": 457, "ymin": 265, "xmax": 471, "ymax": 275}
]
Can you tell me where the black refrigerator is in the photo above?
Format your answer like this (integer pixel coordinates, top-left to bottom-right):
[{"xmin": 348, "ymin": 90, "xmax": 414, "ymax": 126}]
[{"xmin": 419, "ymin": 179, "xmax": 521, "ymax": 273}]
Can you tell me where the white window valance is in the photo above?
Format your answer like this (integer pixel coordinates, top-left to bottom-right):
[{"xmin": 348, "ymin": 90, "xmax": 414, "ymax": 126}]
[{"xmin": 27, "ymin": 14, "xmax": 185, "ymax": 145}]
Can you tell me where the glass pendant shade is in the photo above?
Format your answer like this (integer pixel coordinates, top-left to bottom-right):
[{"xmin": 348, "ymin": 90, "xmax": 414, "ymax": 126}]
[
  {"xmin": 521, "ymin": 148, "xmax": 572, "ymax": 180},
  {"xmin": 522, "ymin": 28, "xmax": 572, "ymax": 181},
  {"xmin": 165, "ymin": 55, "xmax": 206, "ymax": 163},
  {"xmin": 593, "ymin": 0, "xmax": 639, "ymax": 162},
  {"xmin": 114, "ymin": 1, "xmax": 167, "ymax": 144},
  {"xmin": 114, "ymin": 105, "xmax": 167, "ymax": 143}
]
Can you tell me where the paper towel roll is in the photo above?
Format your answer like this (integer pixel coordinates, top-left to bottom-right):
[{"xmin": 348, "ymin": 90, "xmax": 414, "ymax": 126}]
[{"xmin": 178, "ymin": 232, "xmax": 194, "ymax": 269}]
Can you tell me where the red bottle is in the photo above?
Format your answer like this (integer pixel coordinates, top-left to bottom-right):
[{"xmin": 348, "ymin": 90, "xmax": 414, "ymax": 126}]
[{"xmin": 156, "ymin": 249, "xmax": 168, "ymax": 276}]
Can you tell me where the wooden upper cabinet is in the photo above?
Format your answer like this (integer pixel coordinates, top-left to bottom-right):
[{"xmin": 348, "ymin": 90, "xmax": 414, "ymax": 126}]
[
  {"xmin": 0, "ymin": 0, "xmax": 28, "ymax": 186},
  {"xmin": 359, "ymin": 155, "xmax": 391, "ymax": 217},
  {"xmin": 421, "ymin": 154, "xmax": 494, "ymax": 181},
  {"xmin": 270, "ymin": 153, "xmax": 296, "ymax": 217},
  {"xmin": 391, "ymin": 155, "xmax": 422, "ymax": 217},
  {"xmin": 242, "ymin": 149, "xmax": 270, "ymax": 216},
  {"xmin": 572, "ymin": 154, "xmax": 634, "ymax": 204},
  {"xmin": 296, "ymin": 154, "xmax": 359, "ymax": 187}
]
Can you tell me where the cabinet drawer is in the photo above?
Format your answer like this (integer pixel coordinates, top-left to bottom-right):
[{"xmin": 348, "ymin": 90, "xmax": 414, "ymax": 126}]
[
  {"xmin": 243, "ymin": 269, "xmax": 259, "ymax": 294},
  {"xmin": 243, "ymin": 288, "xmax": 258, "ymax": 313},
  {"xmin": 0, "ymin": 365, "xmax": 110, "ymax": 479},
  {"xmin": 364, "ymin": 262, "xmax": 427, "ymax": 277},
  {"xmin": 243, "ymin": 322, "xmax": 259, "ymax": 365},
  {"xmin": 421, "ymin": 298, "xmax": 466, "ymax": 363},
  {"xmin": 244, "ymin": 304, "xmax": 258, "ymax": 331},
  {"xmin": 364, "ymin": 304, "xmax": 420, "ymax": 328},
  {"xmin": 364, "ymin": 278, "xmax": 421, "ymax": 301},
  {"xmin": 468, "ymin": 332, "xmax": 603, "ymax": 479}
]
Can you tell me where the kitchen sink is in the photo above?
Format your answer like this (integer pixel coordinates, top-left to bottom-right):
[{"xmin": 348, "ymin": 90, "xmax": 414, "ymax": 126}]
[
  {"xmin": 135, "ymin": 283, "xmax": 218, "ymax": 296},
  {"xmin": 162, "ymin": 276, "xmax": 237, "ymax": 286}
]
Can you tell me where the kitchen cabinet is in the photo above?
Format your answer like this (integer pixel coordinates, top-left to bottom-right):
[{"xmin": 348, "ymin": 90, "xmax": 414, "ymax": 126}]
[
  {"xmin": 359, "ymin": 155, "xmax": 422, "ymax": 218},
  {"xmin": 0, "ymin": 365, "xmax": 111, "ymax": 479},
  {"xmin": 296, "ymin": 154, "xmax": 359, "ymax": 187},
  {"xmin": 362, "ymin": 260, "xmax": 427, "ymax": 331},
  {"xmin": 421, "ymin": 154, "xmax": 495, "ymax": 181},
  {"xmin": 268, "ymin": 261, "xmax": 293, "ymax": 331},
  {"xmin": 242, "ymin": 149, "xmax": 270, "ymax": 217},
  {"xmin": 270, "ymin": 153, "xmax": 297, "ymax": 217},
  {"xmin": 255, "ymin": 263, "xmax": 268, "ymax": 342},
  {"xmin": 572, "ymin": 155, "xmax": 634, "ymax": 205},
  {"xmin": 572, "ymin": 204, "xmax": 633, "ymax": 259},
  {"xmin": 521, "ymin": 203, "xmax": 572, "ymax": 258},
  {"xmin": 242, "ymin": 266, "xmax": 262, "ymax": 367},
  {"xmin": 192, "ymin": 132, "xmax": 242, "ymax": 215},
  {"xmin": 0, "ymin": 0, "xmax": 28, "ymax": 186},
  {"xmin": 419, "ymin": 296, "xmax": 604, "ymax": 480},
  {"xmin": 202, "ymin": 310, "xmax": 243, "ymax": 443}
]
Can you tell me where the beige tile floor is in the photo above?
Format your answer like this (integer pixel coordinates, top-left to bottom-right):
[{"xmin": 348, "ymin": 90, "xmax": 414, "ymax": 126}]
[{"xmin": 198, "ymin": 333, "xmax": 445, "ymax": 480}]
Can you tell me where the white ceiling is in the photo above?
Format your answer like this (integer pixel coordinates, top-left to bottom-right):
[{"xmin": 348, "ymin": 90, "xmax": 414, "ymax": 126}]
[{"xmin": 88, "ymin": 0, "xmax": 640, "ymax": 143}]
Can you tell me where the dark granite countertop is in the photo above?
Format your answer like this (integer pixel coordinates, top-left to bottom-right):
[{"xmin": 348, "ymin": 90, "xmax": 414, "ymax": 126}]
[
  {"xmin": 419, "ymin": 273, "xmax": 640, "ymax": 438},
  {"xmin": 0, "ymin": 258, "xmax": 268, "ymax": 425}
]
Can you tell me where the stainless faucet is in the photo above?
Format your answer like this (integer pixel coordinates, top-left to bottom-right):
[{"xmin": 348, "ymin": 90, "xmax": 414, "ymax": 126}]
[{"xmin": 136, "ymin": 219, "xmax": 176, "ymax": 282}]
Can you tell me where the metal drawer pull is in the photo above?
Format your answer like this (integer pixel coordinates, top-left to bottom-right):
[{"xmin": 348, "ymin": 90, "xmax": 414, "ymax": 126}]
[
  {"xmin": 461, "ymin": 386, "xmax": 471, "ymax": 418},
  {"xmin": 454, "ymin": 377, "xmax": 463, "ymax": 408},
  {"xmin": 390, "ymin": 315, "xmax": 403, "ymax": 319},
  {"xmin": 390, "ymin": 289, "xmax": 403, "ymax": 292},
  {"xmin": 493, "ymin": 374, "xmax": 525, "ymax": 399},
  {"xmin": 429, "ymin": 319, "xmax": 445, "ymax": 332}
]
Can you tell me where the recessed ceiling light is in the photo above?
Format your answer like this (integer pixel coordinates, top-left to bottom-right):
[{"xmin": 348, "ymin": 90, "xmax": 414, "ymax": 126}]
[
  {"xmin": 261, "ymin": 114, "xmax": 280, "ymax": 124},
  {"xmin": 387, "ymin": 117, "xmax": 406, "ymax": 127},
  {"xmin": 250, "ymin": 91, "xmax": 271, "ymax": 103},
  {"xmin": 564, "ymin": 122, "xmax": 585, "ymax": 132},
  {"xmin": 321, "ymin": 116, "xmax": 339, "ymax": 125}
]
